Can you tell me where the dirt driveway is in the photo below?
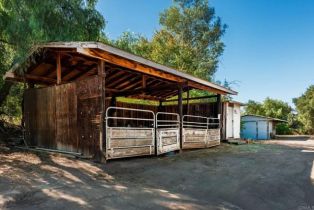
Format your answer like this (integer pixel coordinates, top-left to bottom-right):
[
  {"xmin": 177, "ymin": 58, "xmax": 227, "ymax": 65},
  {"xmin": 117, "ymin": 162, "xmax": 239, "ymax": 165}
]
[{"xmin": 1, "ymin": 137, "xmax": 314, "ymax": 210}]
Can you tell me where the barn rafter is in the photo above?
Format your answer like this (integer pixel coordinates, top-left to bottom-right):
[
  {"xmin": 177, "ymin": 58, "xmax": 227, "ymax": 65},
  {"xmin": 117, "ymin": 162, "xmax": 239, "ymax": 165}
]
[{"xmin": 5, "ymin": 42, "xmax": 237, "ymax": 100}]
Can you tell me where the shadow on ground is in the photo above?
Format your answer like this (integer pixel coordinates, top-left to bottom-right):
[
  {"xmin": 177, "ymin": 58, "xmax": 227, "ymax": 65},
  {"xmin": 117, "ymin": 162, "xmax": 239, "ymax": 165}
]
[
  {"xmin": 275, "ymin": 135, "xmax": 312, "ymax": 141},
  {"xmin": 1, "ymin": 140, "xmax": 314, "ymax": 210}
]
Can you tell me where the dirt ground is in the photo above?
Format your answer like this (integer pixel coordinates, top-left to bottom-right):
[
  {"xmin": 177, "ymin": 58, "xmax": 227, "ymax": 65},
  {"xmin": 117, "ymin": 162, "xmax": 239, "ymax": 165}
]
[{"xmin": 1, "ymin": 137, "xmax": 314, "ymax": 210}]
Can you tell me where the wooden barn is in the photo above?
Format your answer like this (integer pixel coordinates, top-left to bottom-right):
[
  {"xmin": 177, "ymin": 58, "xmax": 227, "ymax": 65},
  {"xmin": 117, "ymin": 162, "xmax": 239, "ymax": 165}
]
[{"xmin": 5, "ymin": 42, "xmax": 237, "ymax": 161}]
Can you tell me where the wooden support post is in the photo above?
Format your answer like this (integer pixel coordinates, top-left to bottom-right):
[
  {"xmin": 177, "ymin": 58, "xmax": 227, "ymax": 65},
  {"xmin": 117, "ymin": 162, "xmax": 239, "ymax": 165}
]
[
  {"xmin": 110, "ymin": 96, "xmax": 117, "ymax": 107},
  {"xmin": 110, "ymin": 96, "xmax": 117, "ymax": 127},
  {"xmin": 158, "ymin": 100, "xmax": 163, "ymax": 112},
  {"xmin": 186, "ymin": 89, "xmax": 190, "ymax": 115},
  {"xmin": 216, "ymin": 94, "xmax": 222, "ymax": 139},
  {"xmin": 56, "ymin": 53, "xmax": 61, "ymax": 85},
  {"xmin": 216, "ymin": 94, "xmax": 222, "ymax": 117},
  {"xmin": 142, "ymin": 75, "xmax": 147, "ymax": 96},
  {"xmin": 155, "ymin": 101, "xmax": 163, "ymax": 156},
  {"xmin": 178, "ymin": 84, "xmax": 183, "ymax": 151},
  {"xmin": 142, "ymin": 75, "xmax": 147, "ymax": 89},
  {"xmin": 98, "ymin": 60, "xmax": 106, "ymax": 163}
]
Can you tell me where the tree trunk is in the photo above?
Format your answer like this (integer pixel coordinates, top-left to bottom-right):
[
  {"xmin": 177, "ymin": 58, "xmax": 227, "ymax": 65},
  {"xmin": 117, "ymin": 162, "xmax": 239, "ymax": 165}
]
[{"xmin": 0, "ymin": 80, "xmax": 14, "ymax": 107}]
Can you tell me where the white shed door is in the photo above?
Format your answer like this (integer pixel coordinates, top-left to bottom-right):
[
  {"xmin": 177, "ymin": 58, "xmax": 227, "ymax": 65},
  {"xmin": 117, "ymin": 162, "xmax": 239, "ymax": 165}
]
[
  {"xmin": 226, "ymin": 106, "xmax": 234, "ymax": 138},
  {"xmin": 233, "ymin": 105, "xmax": 241, "ymax": 139}
]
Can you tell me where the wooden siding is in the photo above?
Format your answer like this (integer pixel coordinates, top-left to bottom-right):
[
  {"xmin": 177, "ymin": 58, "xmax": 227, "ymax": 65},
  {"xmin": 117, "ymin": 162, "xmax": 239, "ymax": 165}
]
[
  {"xmin": 76, "ymin": 76, "xmax": 102, "ymax": 156},
  {"xmin": 24, "ymin": 86, "xmax": 57, "ymax": 148},
  {"xmin": 24, "ymin": 76, "xmax": 102, "ymax": 156}
]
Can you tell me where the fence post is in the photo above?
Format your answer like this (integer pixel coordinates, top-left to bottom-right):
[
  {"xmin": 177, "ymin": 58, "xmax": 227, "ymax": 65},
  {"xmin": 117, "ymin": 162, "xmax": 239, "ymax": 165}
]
[
  {"xmin": 216, "ymin": 94, "xmax": 222, "ymax": 140},
  {"xmin": 186, "ymin": 89, "xmax": 190, "ymax": 115},
  {"xmin": 97, "ymin": 60, "xmax": 106, "ymax": 163},
  {"xmin": 178, "ymin": 84, "xmax": 183, "ymax": 151}
]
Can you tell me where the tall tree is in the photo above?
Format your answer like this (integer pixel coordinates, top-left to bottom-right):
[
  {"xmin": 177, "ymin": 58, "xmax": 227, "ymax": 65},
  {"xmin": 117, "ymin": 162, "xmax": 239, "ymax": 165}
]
[
  {"xmin": 0, "ymin": 0, "xmax": 105, "ymax": 107},
  {"xmin": 293, "ymin": 85, "xmax": 314, "ymax": 134},
  {"xmin": 112, "ymin": 0, "xmax": 226, "ymax": 82},
  {"xmin": 151, "ymin": 0, "xmax": 226, "ymax": 80}
]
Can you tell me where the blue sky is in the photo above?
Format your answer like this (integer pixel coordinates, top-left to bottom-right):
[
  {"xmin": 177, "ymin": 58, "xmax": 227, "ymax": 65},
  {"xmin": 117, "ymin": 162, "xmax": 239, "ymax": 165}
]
[{"xmin": 96, "ymin": 0, "xmax": 314, "ymax": 106}]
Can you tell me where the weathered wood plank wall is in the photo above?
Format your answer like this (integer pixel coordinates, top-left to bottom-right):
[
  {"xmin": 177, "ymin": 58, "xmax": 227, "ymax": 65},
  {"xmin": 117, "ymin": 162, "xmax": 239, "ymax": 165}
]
[
  {"xmin": 76, "ymin": 76, "xmax": 102, "ymax": 156},
  {"xmin": 24, "ymin": 86, "xmax": 57, "ymax": 148},
  {"xmin": 24, "ymin": 76, "xmax": 102, "ymax": 156}
]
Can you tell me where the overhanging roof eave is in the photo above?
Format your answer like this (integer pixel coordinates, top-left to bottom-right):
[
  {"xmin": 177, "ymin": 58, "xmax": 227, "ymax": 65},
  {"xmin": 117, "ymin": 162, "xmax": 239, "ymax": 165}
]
[{"xmin": 9, "ymin": 42, "xmax": 238, "ymax": 95}]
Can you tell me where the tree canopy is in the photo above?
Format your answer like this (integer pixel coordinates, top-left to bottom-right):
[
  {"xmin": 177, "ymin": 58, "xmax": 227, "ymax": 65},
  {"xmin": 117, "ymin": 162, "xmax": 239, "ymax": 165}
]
[
  {"xmin": 0, "ymin": 0, "xmax": 105, "ymax": 56},
  {"xmin": 112, "ymin": 0, "xmax": 226, "ymax": 82},
  {"xmin": 244, "ymin": 98, "xmax": 293, "ymax": 121},
  {"xmin": 293, "ymin": 85, "xmax": 314, "ymax": 134},
  {"xmin": 0, "ymin": 0, "xmax": 105, "ymax": 120}
]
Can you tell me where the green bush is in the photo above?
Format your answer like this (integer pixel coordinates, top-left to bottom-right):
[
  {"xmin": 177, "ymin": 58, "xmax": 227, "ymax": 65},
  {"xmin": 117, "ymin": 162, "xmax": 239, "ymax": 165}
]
[{"xmin": 276, "ymin": 123, "xmax": 292, "ymax": 135}]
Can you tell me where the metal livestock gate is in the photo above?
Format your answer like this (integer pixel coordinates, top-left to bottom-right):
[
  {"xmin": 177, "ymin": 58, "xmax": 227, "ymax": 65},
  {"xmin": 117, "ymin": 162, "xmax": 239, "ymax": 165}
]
[
  {"xmin": 105, "ymin": 107, "xmax": 155, "ymax": 159},
  {"xmin": 207, "ymin": 117, "xmax": 221, "ymax": 147},
  {"xmin": 156, "ymin": 112, "xmax": 180, "ymax": 155},
  {"xmin": 106, "ymin": 107, "xmax": 221, "ymax": 159},
  {"xmin": 182, "ymin": 115, "xmax": 221, "ymax": 149}
]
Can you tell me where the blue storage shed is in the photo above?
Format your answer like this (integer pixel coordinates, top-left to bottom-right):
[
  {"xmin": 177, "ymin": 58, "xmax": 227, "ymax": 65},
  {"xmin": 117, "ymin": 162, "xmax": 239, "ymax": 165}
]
[{"xmin": 241, "ymin": 115, "xmax": 287, "ymax": 140}]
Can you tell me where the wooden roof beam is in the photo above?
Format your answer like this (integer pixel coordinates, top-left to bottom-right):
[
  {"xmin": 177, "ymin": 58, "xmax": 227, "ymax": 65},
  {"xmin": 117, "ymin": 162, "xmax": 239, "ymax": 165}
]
[
  {"xmin": 74, "ymin": 68, "xmax": 97, "ymax": 81},
  {"xmin": 115, "ymin": 76, "xmax": 142, "ymax": 90},
  {"xmin": 120, "ymin": 80, "xmax": 143, "ymax": 91},
  {"xmin": 126, "ymin": 94, "xmax": 162, "ymax": 101},
  {"xmin": 76, "ymin": 48, "xmax": 185, "ymax": 84},
  {"xmin": 107, "ymin": 73, "xmax": 134, "ymax": 88},
  {"xmin": 3, "ymin": 71, "xmax": 58, "ymax": 84},
  {"xmin": 113, "ymin": 84, "xmax": 175, "ymax": 97},
  {"xmin": 105, "ymin": 70, "xmax": 129, "ymax": 84},
  {"xmin": 187, "ymin": 81, "xmax": 226, "ymax": 95},
  {"xmin": 56, "ymin": 53, "xmax": 61, "ymax": 84}
]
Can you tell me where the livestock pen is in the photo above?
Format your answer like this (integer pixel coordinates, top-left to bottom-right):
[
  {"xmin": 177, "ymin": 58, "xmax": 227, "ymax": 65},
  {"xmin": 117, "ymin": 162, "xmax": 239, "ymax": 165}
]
[{"xmin": 5, "ymin": 42, "xmax": 237, "ymax": 161}]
